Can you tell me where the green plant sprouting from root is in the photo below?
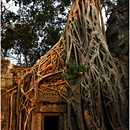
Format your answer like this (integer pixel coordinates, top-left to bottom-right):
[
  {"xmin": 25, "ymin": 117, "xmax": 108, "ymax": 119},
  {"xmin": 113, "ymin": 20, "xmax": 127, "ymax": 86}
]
[{"xmin": 62, "ymin": 60, "xmax": 89, "ymax": 83}]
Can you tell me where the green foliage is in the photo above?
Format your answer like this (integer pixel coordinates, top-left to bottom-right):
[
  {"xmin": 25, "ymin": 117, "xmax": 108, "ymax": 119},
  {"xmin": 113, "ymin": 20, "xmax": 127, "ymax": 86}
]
[
  {"xmin": 62, "ymin": 60, "xmax": 89, "ymax": 83},
  {"xmin": 1, "ymin": 0, "xmax": 117, "ymax": 67},
  {"xmin": 1, "ymin": 0, "xmax": 71, "ymax": 67}
]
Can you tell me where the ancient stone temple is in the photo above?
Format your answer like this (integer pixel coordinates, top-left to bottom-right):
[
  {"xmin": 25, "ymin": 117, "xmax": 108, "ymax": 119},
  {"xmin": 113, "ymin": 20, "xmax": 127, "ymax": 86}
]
[
  {"xmin": 106, "ymin": 0, "xmax": 129, "ymax": 100},
  {"xmin": 1, "ymin": 0, "xmax": 128, "ymax": 130}
]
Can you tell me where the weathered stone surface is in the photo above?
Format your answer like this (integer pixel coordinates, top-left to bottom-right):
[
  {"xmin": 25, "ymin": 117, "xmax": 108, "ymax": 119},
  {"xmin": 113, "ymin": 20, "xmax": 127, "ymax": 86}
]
[
  {"xmin": 106, "ymin": 0, "xmax": 129, "ymax": 127},
  {"xmin": 37, "ymin": 104, "xmax": 66, "ymax": 113},
  {"xmin": 106, "ymin": 0, "xmax": 129, "ymax": 89},
  {"xmin": 1, "ymin": 59, "xmax": 13, "ymax": 89},
  {"xmin": 106, "ymin": 0, "xmax": 128, "ymax": 62},
  {"xmin": 1, "ymin": 59, "xmax": 29, "ymax": 130},
  {"xmin": 37, "ymin": 89, "xmax": 60, "ymax": 103},
  {"xmin": 1, "ymin": 59, "xmax": 13, "ymax": 130}
]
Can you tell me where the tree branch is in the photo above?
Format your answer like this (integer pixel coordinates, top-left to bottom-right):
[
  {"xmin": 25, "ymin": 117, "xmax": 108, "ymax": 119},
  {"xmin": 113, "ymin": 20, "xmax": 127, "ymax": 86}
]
[{"xmin": 1, "ymin": 25, "xmax": 26, "ymax": 35}]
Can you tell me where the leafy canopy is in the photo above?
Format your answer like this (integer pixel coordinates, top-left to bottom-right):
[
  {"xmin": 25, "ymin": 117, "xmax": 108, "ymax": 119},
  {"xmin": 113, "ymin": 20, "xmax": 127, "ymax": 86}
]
[{"xmin": 2, "ymin": 0, "xmax": 117, "ymax": 66}]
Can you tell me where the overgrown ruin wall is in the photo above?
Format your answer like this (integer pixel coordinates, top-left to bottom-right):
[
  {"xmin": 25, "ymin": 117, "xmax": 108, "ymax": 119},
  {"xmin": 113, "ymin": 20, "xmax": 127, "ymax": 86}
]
[
  {"xmin": 1, "ymin": 59, "xmax": 29, "ymax": 130},
  {"xmin": 1, "ymin": 0, "xmax": 129, "ymax": 129},
  {"xmin": 1, "ymin": 60, "xmax": 13, "ymax": 130},
  {"xmin": 106, "ymin": 0, "xmax": 129, "ymax": 100}
]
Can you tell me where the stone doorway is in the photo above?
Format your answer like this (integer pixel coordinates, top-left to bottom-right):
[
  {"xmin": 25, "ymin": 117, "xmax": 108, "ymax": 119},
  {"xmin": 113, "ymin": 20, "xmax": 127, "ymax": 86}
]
[
  {"xmin": 31, "ymin": 103, "xmax": 67, "ymax": 130},
  {"xmin": 44, "ymin": 114, "xmax": 59, "ymax": 130},
  {"xmin": 32, "ymin": 112, "xmax": 67, "ymax": 130}
]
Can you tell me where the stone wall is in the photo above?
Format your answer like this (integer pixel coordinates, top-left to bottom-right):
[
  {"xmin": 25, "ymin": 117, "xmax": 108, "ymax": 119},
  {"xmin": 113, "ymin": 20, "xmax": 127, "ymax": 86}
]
[
  {"xmin": 106, "ymin": 0, "xmax": 129, "ymax": 95},
  {"xmin": 106, "ymin": 0, "xmax": 128, "ymax": 62},
  {"xmin": 1, "ymin": 59, "xmax": 29, "ymax": 130},
  {"xmin": 106, "ymin": 0, "xmax": 129, "ymax": 127},
  {"xmin": 1, "ymin": 59, "xmax": 13, "ymax": 130}
]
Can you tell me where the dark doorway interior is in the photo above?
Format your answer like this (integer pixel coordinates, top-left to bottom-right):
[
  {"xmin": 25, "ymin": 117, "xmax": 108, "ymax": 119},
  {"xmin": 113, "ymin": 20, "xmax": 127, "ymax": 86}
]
[{"xmin": 44, "ymin": 116, "xmax": 59, "ymax": 130}]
